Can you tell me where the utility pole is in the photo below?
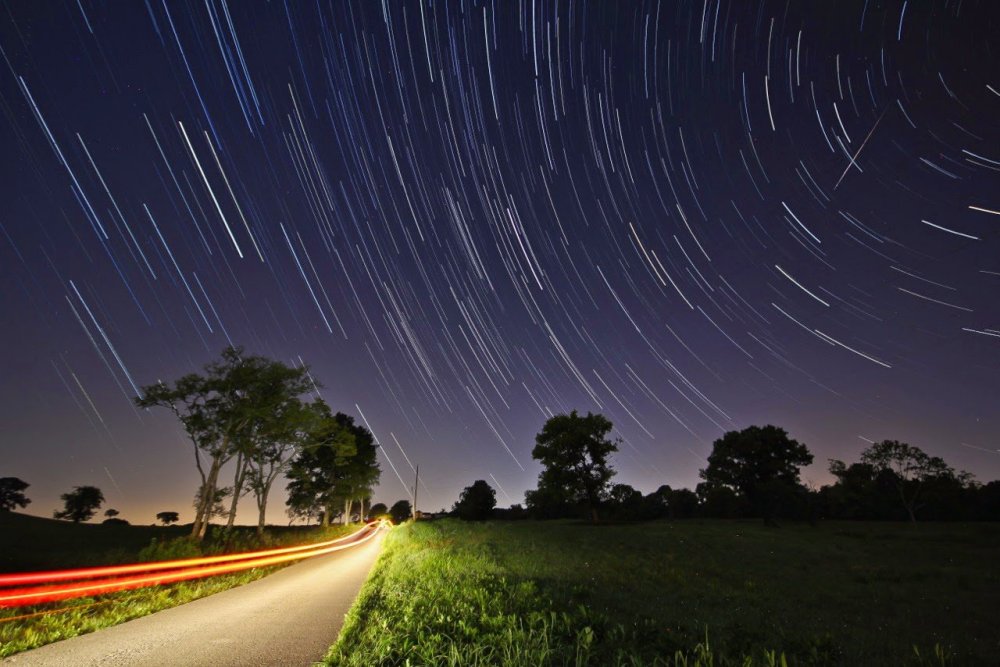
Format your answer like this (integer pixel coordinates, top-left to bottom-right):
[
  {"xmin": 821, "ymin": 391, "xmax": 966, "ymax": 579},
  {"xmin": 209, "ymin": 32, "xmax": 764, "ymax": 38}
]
[{"xmin": 412, "ymin": 465, "xmax": 419, "ymax": 520}]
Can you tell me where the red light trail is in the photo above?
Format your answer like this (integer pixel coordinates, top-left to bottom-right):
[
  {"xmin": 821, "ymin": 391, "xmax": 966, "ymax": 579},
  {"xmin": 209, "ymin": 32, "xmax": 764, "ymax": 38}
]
[{"xmin": 0, "ymin": 522, "xmax": 385, "ymax": 609}]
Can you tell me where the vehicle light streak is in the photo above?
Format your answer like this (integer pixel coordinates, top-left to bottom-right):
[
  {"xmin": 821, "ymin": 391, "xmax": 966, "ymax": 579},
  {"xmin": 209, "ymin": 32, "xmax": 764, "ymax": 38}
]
[
  {"xmin": 0, "ymin": 522, "xmax": 379, "ymax": 588},
  {"xmin": 0, "ymin": 522, "xmax": 384, "ymax": 609}
]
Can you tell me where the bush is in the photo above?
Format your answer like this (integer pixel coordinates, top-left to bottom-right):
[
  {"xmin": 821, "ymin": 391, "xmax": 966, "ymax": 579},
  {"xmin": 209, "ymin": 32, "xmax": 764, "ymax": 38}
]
[{"xmin": 102, "ymin": 517, "xmax": 130, "ymax": 526}]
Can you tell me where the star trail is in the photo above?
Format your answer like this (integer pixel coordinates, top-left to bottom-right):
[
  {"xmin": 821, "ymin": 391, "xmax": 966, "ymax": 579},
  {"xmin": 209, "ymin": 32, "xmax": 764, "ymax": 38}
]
[{"xmin": 1, "ymin": 0, "xmax": 998, "ymax": 522}]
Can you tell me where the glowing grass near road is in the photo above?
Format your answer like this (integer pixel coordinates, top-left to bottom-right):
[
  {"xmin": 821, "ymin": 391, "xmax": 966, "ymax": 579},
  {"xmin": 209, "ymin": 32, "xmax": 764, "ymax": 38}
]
[{"xmin": 326, "ymin": 520, "xmax": 994, "ymax": 665}]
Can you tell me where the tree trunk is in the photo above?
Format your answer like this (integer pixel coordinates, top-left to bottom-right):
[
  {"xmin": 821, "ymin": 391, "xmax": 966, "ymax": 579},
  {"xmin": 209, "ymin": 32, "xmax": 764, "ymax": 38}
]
[
  {"xmin": 321, "ymin": 508, "xmax": 330, "ymax": 528},
  {"xmin": 191, "ymin": 492, "xmax": 208, "ymax": 540},
  {"xmin": 256, "ymin": 478, "xmax": 275, "ymax": 536},
  {"xmin": 343, "ymin": 497, "xmax": 351, "ymax": 525},
  {"xmin": 257, "ymin": 500, "xmax": 266, "ymax": 536},
  {"xmin": 194, "ymin": 458, "xmax": 222, "ymax": 541},
  {"xmin": 226, "ymin": 453, "xmax": 246, "ymax": 529},
  {"xmin": 190, "ymin": 461, "xmax": 209, "ymax": 540},
  {"xmin": 590, "ymin": 506, "xmax": 599, "ymax": 523}
]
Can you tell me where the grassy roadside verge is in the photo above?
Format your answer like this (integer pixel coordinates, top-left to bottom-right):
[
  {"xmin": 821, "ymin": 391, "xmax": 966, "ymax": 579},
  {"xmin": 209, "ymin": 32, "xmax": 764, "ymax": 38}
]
[
  {"xmin": 0, "ymin": 516, "xmax": 360, "ymax": 657},
  {"xmin": 324, "ymin": 520, "xmax": 998, "ymax": 666}
]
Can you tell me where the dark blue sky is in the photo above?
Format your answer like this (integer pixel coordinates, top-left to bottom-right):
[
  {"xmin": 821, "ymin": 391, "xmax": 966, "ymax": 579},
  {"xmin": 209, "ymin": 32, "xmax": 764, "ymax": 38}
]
[{"xmin": 1, "ymin": 0, "xmax": 998, "ymax": 524}]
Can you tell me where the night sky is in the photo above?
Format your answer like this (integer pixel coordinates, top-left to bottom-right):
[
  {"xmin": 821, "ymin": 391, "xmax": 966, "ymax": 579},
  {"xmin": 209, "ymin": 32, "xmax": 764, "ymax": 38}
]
[{"xmin": 1, "ymin": 1, "xmax": 998, "ymax": 524}]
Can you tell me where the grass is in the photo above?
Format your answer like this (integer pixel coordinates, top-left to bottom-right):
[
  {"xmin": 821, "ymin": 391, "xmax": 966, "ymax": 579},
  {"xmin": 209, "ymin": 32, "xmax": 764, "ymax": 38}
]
[
  {"xmin": 0, "ymin": 512, "xmax": 189, "ymax": 572},
  {"xmin": 0, "ymin": 512, "xmax": 360, "ymax": 657},
  {"xmin": 325, "ymin": 519, "xmax": 999, "ymax": 666}
]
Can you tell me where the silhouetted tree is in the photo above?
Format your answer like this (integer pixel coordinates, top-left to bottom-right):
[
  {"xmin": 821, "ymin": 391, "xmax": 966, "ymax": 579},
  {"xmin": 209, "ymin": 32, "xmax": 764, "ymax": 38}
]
[
  {"xmin": 330, "ymin": 414, "xmax": 381, "ymax": 525},
  {"xmin": 453, "ymin": 480, "xmax": 497, "ymax": 520},
  {"xmin": 104, "ymin": 508, "xmax": 120, "ymax": 518},
  {"xmin": 643, "ymin": 485, "xmax": 700, "ymax": 519},
  {"xmin": 695, "ymin": 481, "xmax": 748, "ymax": 518},
  {"xmin": 286, "ymin": 408, "xmax": 380, "ymax": 527},
  {"xmin": 822, "ymin": 460, "xmax": 883, "ymax": 519},
  {"xmin": 0, "ymin": 477, "xmax": 30, "ymax": 512},
  {"xmin": 859, "ymin": 440, "xmax": 958, "ymax": 522},
  {"xmin": 700, "ymin": 425, "xmax": 812, "ymax": 524},
  {"xmin": 139, "ymin": 347, "xmax": 320, "ymax": 539},
  {"xmin": 156, "ymin": 511, "xmax": 180, "ymax": 525},
  {"xmin": 607, "ymin": 483, "xmax": 643, "ymax": 519},
  {"xmin": 389, "ymin": 499, "xmax": 412, "ymax": 523},
  {"xmin": 243, "ymin": 385, "xmax": 317, "ymax": 535},
  {"xmin": 103, "ymin": 517, "xmax": 129, "ymax": 526},
  {"xmin": 977, "ymin": 481, "xmax": 1000, "ymax": 520},
  {"xmin": 525, "ymin": 484, "xmax": 572, "ymax": 519},
  {"xmin": 823, "ymin": 442, "xmax": 978, "ymax": 521},
  {"xmin": 54, "ymin": 485, "xmax": 104, "ymax": 523},
  {"xmin": 138, "ymin": 347, "xmax": 249, "ymax": 540},
  {"xmin": 367, "ymin": 502, "xmax": 389, "ymax": 519},
  {"xmin": 529, "ymin": 411, "xmax": 619, "ymax": 522}
]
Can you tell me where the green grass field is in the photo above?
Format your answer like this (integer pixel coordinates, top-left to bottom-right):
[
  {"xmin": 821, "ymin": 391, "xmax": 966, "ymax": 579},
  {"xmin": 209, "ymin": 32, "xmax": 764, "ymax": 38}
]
[
  {"xmin": 326, "ymin": 519, "xmax": 999, "ymax": 666},
  {"xmin": 0, "ymin": 512, "xmax": 359, "ymax": 657}
]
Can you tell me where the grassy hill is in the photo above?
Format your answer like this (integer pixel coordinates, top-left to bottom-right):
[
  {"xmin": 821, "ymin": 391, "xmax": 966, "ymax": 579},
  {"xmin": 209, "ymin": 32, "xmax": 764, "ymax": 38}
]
[
  {"xmin": 326, "ymin": 519, "xmax": 1000, "ymax": 666},
  {"xmin": 0, "ymin": 512, "xmax": 188, "ymax": 572}
]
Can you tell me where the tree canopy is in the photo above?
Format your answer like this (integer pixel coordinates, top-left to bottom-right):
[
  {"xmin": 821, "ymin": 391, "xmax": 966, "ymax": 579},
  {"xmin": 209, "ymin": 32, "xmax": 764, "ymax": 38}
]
[
  {"xmin": 156, "ymin": 511, "xmax": 180, "ymax": 525},
  {"xmin": 53, "ymin": 485, "xmax": 104, "ymax": 523},
  {"xmin": 389, "ymin": 499, "xmax": 412, "ymax": 524},
  {"xmin": 527, "ymin": 411, "xmax": 619, "ymax": 522},
  {"xmin": 453, "ymin": 480, "xmax": 497, "ymax": 520},
  {"xmin": 0, "ymin": 477, "xmax": 30, "ymax": 512},
  {"xmin": 138, "ymin": 346, "xmax": 326, "ymax": 538},
  {"xmin": 823, "ymin": 440, "xmax": 973, "ymax": 522},
  {"xmin": 367, "ymin": 502, "xmax": 388, "ymax": 519},
  {"xmin": 285, "ymin": 407, "xmax": 381, "ymax": 526},
  {"xmin": 700, "ymin": 425, "xmax": 813, "ymax": 524}
]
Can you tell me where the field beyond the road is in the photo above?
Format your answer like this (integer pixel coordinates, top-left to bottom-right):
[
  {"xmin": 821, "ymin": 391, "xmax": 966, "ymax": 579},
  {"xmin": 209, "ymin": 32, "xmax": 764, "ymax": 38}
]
[{"xmin": 326, "ymin": 519, "xmax": 999, "ymax": 666}]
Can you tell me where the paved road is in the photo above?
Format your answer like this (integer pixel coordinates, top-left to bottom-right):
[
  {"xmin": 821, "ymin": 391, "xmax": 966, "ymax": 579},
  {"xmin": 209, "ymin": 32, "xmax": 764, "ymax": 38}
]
[{"xmin": 5, "ymin": 525, "xmax": 386, "ymax": 667}]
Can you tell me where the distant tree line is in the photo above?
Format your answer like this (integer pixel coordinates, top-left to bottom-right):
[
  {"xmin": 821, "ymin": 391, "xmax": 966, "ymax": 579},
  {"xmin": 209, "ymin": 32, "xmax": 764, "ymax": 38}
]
[{"xmin": 447, "ymin": 412, "xmax": 999, "ymax": 523}]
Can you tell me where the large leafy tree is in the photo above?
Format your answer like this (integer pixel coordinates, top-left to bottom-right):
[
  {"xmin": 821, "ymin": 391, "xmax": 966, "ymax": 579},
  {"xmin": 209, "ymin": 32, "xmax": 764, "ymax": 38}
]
[
  {"xmin": 529, "ymin": 411, "xmax": 619, "ymax": 522},
  {"xmin": 331, "ymin": 413, "xmax": 381, "ymax": 524},
  {"xmin": 240, "ymin": 368, "xmax": 316, "ymax": 535},
  {"xmin": 607, "ymin": 483, "xmax": 643, "ymax": 518},
  {"xmin": 453, "ymin": 480, "xmax": 497, "ymax": 520},
  {"xmin": 367, "ymin": 502, "xmax": 388, "ymax": 520},
  {"xmin": 137, "ymin": 348, "xmax": 244, "ymax": 540},
  {"xmin": 223, "ymin": 355, "xmax": 314, "ymax": 530},
  {"xmin": 389, "ymin": 499, "xmax": 412, "ymax": 524},
  {"xmin": 53, "ymin": 485, "xmax": 104, "ymax": 523},
  {"xmin": 700, "ymin": 425, "xmax": 813, "ymax": 524},
  {"xmin": 285, "ymin": 407, "xmax": 365, "ymax": 526},
  {"xmin": 0, "ymin": 477, "xmax": 30, "ymax": 512},
  {"xmin": 138, "ymin": 346, "xmax": 315, "ymax": 539}
]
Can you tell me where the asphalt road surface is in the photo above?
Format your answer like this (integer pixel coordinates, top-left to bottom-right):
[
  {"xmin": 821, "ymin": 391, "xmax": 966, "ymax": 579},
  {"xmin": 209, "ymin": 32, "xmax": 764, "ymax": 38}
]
[{"xmin": 5, "ymin": 524, "xmax": 386, "ymax": 667}]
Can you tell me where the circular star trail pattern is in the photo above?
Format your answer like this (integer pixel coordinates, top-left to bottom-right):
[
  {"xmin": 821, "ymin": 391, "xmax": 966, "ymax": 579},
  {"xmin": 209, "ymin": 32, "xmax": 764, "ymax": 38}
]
[{"xmin": 0, "ymin": 1, "xmax": 998, "ymax": 520}]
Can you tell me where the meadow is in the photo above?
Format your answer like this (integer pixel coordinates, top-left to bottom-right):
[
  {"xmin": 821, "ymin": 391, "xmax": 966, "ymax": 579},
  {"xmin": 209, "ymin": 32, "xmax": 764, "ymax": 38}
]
[
  {"xmin": 326, "ymin": 519, "xmax": 999, "ymax": 666},
  {"xmin": 0, "ymin": 512, "xmax": 358, "ymax": 657}
]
